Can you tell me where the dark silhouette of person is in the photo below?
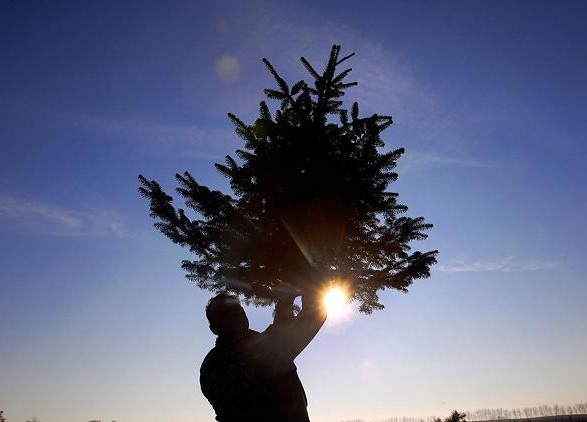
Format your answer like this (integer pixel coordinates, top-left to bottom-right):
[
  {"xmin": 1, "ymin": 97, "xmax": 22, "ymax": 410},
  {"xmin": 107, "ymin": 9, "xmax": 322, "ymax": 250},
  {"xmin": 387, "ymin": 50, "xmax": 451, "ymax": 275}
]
[{"xmin": 200, "ymin": 289, "xmax": 327, "ymax": 422}]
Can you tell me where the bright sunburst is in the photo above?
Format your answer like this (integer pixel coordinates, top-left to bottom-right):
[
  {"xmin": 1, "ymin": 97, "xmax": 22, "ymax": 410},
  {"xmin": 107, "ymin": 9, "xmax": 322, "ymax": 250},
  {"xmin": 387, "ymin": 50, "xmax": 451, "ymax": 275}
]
[{"xmin": 323, "ymin": 286, "xmax": 347, "ymax": 318}]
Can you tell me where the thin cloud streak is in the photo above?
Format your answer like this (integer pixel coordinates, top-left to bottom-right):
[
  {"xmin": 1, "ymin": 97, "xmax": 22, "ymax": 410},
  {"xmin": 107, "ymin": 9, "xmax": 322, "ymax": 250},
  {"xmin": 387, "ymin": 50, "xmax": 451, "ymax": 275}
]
[
  {"xmin": 438, "ymin": 256, "xmax": 560, "ymax": 273},
  {"xmin": 58, "ymin": 111, "xmax": 237, "ymax": 159},
  {"xmin": 1, "ymin": 101, "xmax": 239, "ymax": 159},
  {"xmin": 0, "ymin": 195, "xmax": 124, "ymax": 237},
  {"xmin": 398, "ymin": 151, "xmax": 490, "ymax": 172}
]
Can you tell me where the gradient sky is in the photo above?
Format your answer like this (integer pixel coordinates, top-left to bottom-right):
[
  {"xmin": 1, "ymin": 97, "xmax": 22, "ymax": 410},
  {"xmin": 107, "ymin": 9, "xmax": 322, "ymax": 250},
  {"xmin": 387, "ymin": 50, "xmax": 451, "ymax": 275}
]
[{"xmin": 1, "ymin": 1, "xmax": 586, "ymax": 421}]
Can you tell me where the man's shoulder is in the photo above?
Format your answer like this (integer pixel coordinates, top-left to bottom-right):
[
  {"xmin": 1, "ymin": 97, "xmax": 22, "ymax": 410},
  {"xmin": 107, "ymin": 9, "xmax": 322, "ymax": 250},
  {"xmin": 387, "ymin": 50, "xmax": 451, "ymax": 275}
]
[
  {"xmin": 200, "ymin": 344, "xmax": 229, "ymax": 374},
  {"xmin": 200, "ymin": 330, "xmax": 261, "ymax": 372},
  {"xmin": 200, "ymin": 333, "xmax": 269, "ymax": 403},
  {"xmin": 200, "ymin": 344, "xmax": 239, "ymax": 397},
  {"xmin": 200, "ymin": 347, "xmax": 218, "ymax": 367}
]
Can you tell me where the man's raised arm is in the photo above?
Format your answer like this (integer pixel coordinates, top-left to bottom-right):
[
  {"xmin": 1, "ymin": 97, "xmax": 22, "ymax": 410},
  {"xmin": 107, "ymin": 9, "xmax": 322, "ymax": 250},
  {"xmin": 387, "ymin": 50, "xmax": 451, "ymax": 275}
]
[
  {"xmin": 286, "ymin": 290, "xmax": 327, "ymax": 359},
  {"xmin": 273, "ymin": 293, "xmax": 296, "ymax": 326}
]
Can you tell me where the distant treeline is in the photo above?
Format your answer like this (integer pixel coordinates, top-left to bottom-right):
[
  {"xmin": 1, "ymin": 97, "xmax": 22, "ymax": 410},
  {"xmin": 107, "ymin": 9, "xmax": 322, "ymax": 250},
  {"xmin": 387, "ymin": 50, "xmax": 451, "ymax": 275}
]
[
  {"xmin": 340, "ymin": 402, "xmax": 587, "ymax": 422},
  {"xmin": 466, "ymin": 403, "xmax": 587, "ymax": 421}
]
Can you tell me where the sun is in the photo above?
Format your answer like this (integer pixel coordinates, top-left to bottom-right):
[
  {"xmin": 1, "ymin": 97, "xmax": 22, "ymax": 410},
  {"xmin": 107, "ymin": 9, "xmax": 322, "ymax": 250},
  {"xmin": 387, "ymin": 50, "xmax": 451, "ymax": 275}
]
[{"xmin": 323, "ymin": 286, "xmax": 347, "ymax": 318}]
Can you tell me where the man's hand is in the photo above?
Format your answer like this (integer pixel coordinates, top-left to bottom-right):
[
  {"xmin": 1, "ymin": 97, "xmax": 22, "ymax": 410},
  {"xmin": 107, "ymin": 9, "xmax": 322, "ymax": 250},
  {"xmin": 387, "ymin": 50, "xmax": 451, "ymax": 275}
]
[
  {"xmin": 272, "ymin": 282, "xmax": 303, "ymax": 325},
  {"xmin": 272, "ymin": 282, "xmax": 303, "ymax": 301}
]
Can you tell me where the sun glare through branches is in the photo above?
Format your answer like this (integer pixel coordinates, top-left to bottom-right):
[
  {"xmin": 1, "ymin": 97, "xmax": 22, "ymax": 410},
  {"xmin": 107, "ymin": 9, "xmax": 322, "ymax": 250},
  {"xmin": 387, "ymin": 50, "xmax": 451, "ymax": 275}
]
[{"xmin": 323, "ymin": 285, "xmax": 348, "ymax": 319}]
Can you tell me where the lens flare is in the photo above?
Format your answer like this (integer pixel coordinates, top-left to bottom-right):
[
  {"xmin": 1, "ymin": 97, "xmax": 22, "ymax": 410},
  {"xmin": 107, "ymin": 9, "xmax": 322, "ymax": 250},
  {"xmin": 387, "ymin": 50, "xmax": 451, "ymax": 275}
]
[
  {"xmin": 216, "ymin": 55, "xmax": 241, "ymax": 82},
  {"xmin": 323, "ymin": 286, "xmax": 347, "ymax": 318}
]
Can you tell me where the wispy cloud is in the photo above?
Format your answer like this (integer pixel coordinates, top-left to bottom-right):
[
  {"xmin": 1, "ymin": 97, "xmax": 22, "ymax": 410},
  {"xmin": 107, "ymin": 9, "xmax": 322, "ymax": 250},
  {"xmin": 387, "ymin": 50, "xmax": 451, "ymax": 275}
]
[
  {"xmin": 1, "ymin": 100, "xmax": 239, "ymax": 159},
  {"xmin": 398, "ymin": 151, "xmax": 490, "ymax": 172},
  {"xmin": 438, "ymin": 256, "xmax": 560, "ymax": 273},
  {"xmin": 57, "ymin": 111, "xmax": 237, "ymax": 159},
  {"xmin": 0, "ymin": 195, "xmax": 124, "ymax": 237}
]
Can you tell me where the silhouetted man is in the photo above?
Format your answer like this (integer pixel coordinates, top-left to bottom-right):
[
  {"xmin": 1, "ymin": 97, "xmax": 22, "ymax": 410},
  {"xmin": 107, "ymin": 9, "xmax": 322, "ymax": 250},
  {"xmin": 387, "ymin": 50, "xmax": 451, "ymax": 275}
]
[{"xmin": 200, "ymin": 290, "xmax": 326, "ymax": 422}]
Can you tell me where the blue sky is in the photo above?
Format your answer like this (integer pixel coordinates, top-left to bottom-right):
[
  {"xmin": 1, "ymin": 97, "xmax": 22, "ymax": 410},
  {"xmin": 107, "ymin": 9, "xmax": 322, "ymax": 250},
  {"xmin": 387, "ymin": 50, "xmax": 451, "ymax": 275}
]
[{"xmin": 1, "ymin": 1, "xmax": 586, "ymax": 421}]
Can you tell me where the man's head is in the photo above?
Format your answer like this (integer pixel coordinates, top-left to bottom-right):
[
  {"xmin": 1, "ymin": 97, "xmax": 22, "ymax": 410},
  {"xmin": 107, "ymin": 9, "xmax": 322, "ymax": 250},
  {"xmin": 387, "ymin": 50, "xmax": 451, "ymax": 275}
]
[{"xmin": 206, "ymin": 293, "xmax": 249, "ymax": 339}]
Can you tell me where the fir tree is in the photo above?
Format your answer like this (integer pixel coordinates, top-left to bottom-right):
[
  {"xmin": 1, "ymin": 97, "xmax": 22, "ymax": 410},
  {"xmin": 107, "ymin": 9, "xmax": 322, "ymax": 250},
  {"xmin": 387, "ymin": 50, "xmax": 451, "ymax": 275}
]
[{"xmin": 139, "ymin": 45, "xmax": 437, "ymax": 313}]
